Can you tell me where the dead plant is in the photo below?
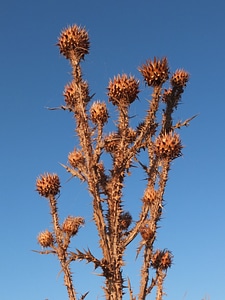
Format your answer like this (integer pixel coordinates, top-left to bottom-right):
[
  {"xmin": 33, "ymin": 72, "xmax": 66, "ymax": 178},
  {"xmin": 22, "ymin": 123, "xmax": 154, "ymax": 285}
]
[{"xmin": 34, "ymin": 24, "xmax": 193, "ymax": 300}]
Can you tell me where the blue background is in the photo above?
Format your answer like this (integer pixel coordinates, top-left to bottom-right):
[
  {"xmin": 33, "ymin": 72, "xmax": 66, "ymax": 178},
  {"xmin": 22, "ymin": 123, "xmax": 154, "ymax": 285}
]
[{"xmin": 1, "ymin": 0, "xmax": 224, "ymax": 299}]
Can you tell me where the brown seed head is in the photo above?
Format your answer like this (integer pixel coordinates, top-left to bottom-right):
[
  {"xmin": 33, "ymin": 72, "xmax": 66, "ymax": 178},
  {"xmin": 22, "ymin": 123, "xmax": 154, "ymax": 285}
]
[
  {"xmin": 68, "ymin": 148, "xmax": 85, "ymax": 168},
  {"xmin": 36, "ymin": 173, "xmax": 60, "ymax": 197},
  {"xmin": 62, "ymin": 216, "xmax": 84, "ymax": 236},
  {"xmin": 151, "ymin": 249, "xmax": 173, "ymax": 270},
  {"xmin": 120, "ymin": 212, "xmax": 132, "ymax": 230},
  {"xmin": 143, "ymin": 186, "xmax": 157, "ymax": 204},
  {"xmin": 139, "ymin": 57, "xmax": 169, "ymax": 87},
  {"xmin": 104, "ymin": 133, "xmax": 120, "ymax": 152},
  {"xmin": 64, "ymin": 81, "xmax": 89, "ymax": 109},
  {"xmin": 139, "ymin": 224, "xmax": 154, "ymax": 241},
  {"xmin": 57, "ymin": 25, "xmax": 90, "ymax": 60},
  {"xmin": 108, "ymin": 74, "xmax": 139, "ymax": 106},
  {"xmin": 171, "ymin": 69, "xmax": 189, "ymax": 87},
  {"xmin": 90, "ymin": 101, "xmax": 109, "ymax": 125},
  {"xmin": 154, "ymin": 132, "xmax": 182, "ymax": 160},
  {"xmin": 37, "ymin": 230, "xmax": 54, "ymax": 247}
]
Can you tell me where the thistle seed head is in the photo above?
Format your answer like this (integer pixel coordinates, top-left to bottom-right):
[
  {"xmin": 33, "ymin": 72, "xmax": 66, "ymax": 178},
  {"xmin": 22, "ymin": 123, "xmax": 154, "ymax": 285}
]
[
  {"xmin": 139, "ymin": 224, "xmax": 154, "ymax": 241},
  {"xmin": 62, "ymin": 216, "xmax": 84, "ymax": 236},
  {"xmin": 68, "ymin": 148, "xmax": 85, "ymax": 168},
  {"xmin": 120, "ymin": 212, "xmax": 132, "ymax": 230},
  {"xmin": 107, "ymin": 74, "xmax": 139, "ymax": 106},
  {"xmin": 139, "ymin": 57, "xmax": 169, "ymax": 87},
  {"xmin": 104, "ymin": 133, "xmax": 120, "ymax": 153},
  {"xmin": 36, "ymin": 173, "xmax": 60, "ymax": 197},
  {"xmin": 154, "ymin": 132, "xmax": 182, "ymax": 160},
  {"xmin": 57, "ymin": 25, "xmax": 90, "ymax": 60},
  {"xmin": 64, "ymin": 80, "xmax": 89, "ymax": 109},
  {"xmin": 90, "ymin": 101, "xmax": 109, "ymax": 125},
  {"xmin": 37, "ymin": 230, "xmax": 54, "ymax": 247},
  {"xmin": 143, "ymin": 187, "xmax": 157, "ymax": 204},
  {"xmin": 151, "ymin": 249, "xmax": 173, "ymax": 270},
  {"xmin": 171, "ymin": 69, "xmax": 189, "ymax": 87}
]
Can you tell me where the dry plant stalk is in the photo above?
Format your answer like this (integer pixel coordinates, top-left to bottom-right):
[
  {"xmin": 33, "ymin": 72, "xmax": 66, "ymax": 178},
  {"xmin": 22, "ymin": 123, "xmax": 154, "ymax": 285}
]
[{"xmin": 35, "ymin": 24, "xmax": 192, "ymax": 300}]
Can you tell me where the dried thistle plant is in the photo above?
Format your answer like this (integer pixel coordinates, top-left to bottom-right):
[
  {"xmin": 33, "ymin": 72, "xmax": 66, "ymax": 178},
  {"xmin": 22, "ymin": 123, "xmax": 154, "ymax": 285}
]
[{"xmin": 34, "ymin": 24, "xmax": 194, "ymax": 300}]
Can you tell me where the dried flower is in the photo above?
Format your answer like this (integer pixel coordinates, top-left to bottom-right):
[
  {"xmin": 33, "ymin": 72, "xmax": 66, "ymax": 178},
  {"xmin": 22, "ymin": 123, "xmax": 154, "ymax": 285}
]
[
  {"xmin": 139, "ymin": 57, "xmax": 169, "ymax": 87},
  {"xmin": 57, "ymin": 25, "xmax": 89, "ymax": 60},
  {"xmin": 171, "ymin": 69, "xmax": 189, "ymax": 87},
  {"xmin": 151, "ymin": 249, "xmax": 173, "ymax": 270},
  {"xmin": 62, "ymin": 216, "xmax": 84, "ymax": 236},
  {"xmin": 139, "ymin": 224, "xmax": 154, "ymax": 241},
  {"xmin": 120, "ymin": 212, "xmax": 132, "ymax": 230},
  {"xmin": 36, "ymin": 173, "xmax": 60, "ymax": 197},
  {"xmin": 90, "ymin": 101, "xmax": 109, "ymax": 125},
  {"xmin": 64, "ymin": 81, "xmax": 89, "ymax": 108},
  {"xmin": 154, "ymin": 132, "xmax": 182, "ymax": 159},
  {"xmin": 104, "ymin": 133, "xmax": 120, "ymax": 152},
  {"xmin": 37, "ymin": 230, "xmax": 54, "ymax": 247},
  {"xmin": 143, "ymin": 187, "xmax": 157, "ymax": 204},
  {"xmin": 68, "ymin": 148, "xmax": 85, "ymax": 168},
  {"xmin": 108, "ymin": 74, "xmax": 139, "ymax": 106}
]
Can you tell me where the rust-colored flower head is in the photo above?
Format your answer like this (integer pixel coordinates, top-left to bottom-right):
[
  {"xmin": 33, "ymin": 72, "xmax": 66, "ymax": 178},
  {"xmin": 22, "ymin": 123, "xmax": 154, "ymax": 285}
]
[
  {"xmin": 64, "ymin": 80, "xmax": 89, "ymax": 109},
  {"xmin": 36, "ymin": 173, "xmax": 60, "ymax": 197},
  {"xmin": 90, "ymin": 101, "xmax": 109, "ymax": 125},
  {"xmin": 104, "ymin": 133, "xmax": 120, "ymax": 153},
  {"xmin": 68, "ymin": 148, "xmax": 85, "ymax": 168},
  {"xmin": 143, "ymin": 186, "xmax": 157, "ymax": 204},
  {"xmin": 62, "ymin": 216, "xmax": 84, "ymax": 237},
  {"xmin": 120, "ymin": 212, "xmax": 132, "ymax": 230},
  {"xmin": 154, "ymin": 132, "xmax": 182, "ymax": 160},
  {"xmin": 151, "ymin": 249, "xmax": 173, "ymax": 270},
  {"xmin": 171, "ymin": 69, "xmax": 189, "ymax": 87},
  {"xmin": 107, "ymin": 74, "xmax": 139, "ymax": 106},
  {"xmin": 139, "ymin": 224, "xmax": 154, "ymax": 241},
  {"xmin": 139, "ymin": 57, "xmax": 169, "ymax": 87},
  {"xmin": 57, "ymin": 25, "xmax": 90, "ymax": 61},
  {"xmin": 37, "ymin": 230, "xmax": 54, "ymax": 247}
]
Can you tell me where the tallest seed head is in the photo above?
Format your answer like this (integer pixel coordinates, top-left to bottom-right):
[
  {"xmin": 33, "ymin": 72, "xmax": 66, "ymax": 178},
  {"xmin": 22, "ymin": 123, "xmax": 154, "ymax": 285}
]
[{"xmin": 57, "ymin": 25, "xmax": 90, "ymax": 60}]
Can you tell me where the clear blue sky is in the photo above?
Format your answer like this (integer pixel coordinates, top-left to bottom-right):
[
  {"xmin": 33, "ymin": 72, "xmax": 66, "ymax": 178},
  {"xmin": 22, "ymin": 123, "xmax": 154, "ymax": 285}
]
[{"xmin": 1, "ymin": 0, "xmax": 225, "ymax": 299}]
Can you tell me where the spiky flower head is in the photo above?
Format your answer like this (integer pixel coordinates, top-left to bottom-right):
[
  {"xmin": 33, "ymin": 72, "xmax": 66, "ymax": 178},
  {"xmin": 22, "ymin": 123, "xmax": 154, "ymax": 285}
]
[
  {"xmin": 104, "ymin": 133, "xmax": 120, "ymax": 153},
  {"xmin": 107, "ymin": 74, "xmax": 139, "ymax": 106},
  {"xmin": 36, "ymin": 173, "xmax": 60, "ymax": 197},
  {"xmin": 154, "ymin": 132, "xmax": 182, "ymax": 160},
  {"xmin": 57, "ymin": 25, "xmax": 90, "ymax": 61},
  {"xmin": 139, "ymin": 57, "xmax": 169, "ymax": 87},
  {"xmin": 68, "ymin": 148, "xmax": 85, "ymax": 168},
  {"xmin": 139, "ymin": 224, "xmax": 154, "ymax": 241},
  {"xmin": 120, "ymin": 212, "xmax": 132, "ymax": 230},
  {"xmin": 151, "ymin": 249, "xmax": 173, "ymax": 270},
  {"xmin": 90, "ymin": 101, "xmax": 109, "ymax": 125},
  {"xmin": 171, "ymin": 69, "xmax": 189, "ymax": 87},
  {"xmin": 143, "ymin": 186, "xmax": 158, "ymax": 204},
  {"xmin": 62, "ymin": 216, "xmax": 84, "ymax": 237},
  {"xmin": 64, "ymin": 81, "xmax": 89, "ymax": 109},
  {"xmin": 37, "ymin": 230, "xmax": 54, "ymax": 247}
]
